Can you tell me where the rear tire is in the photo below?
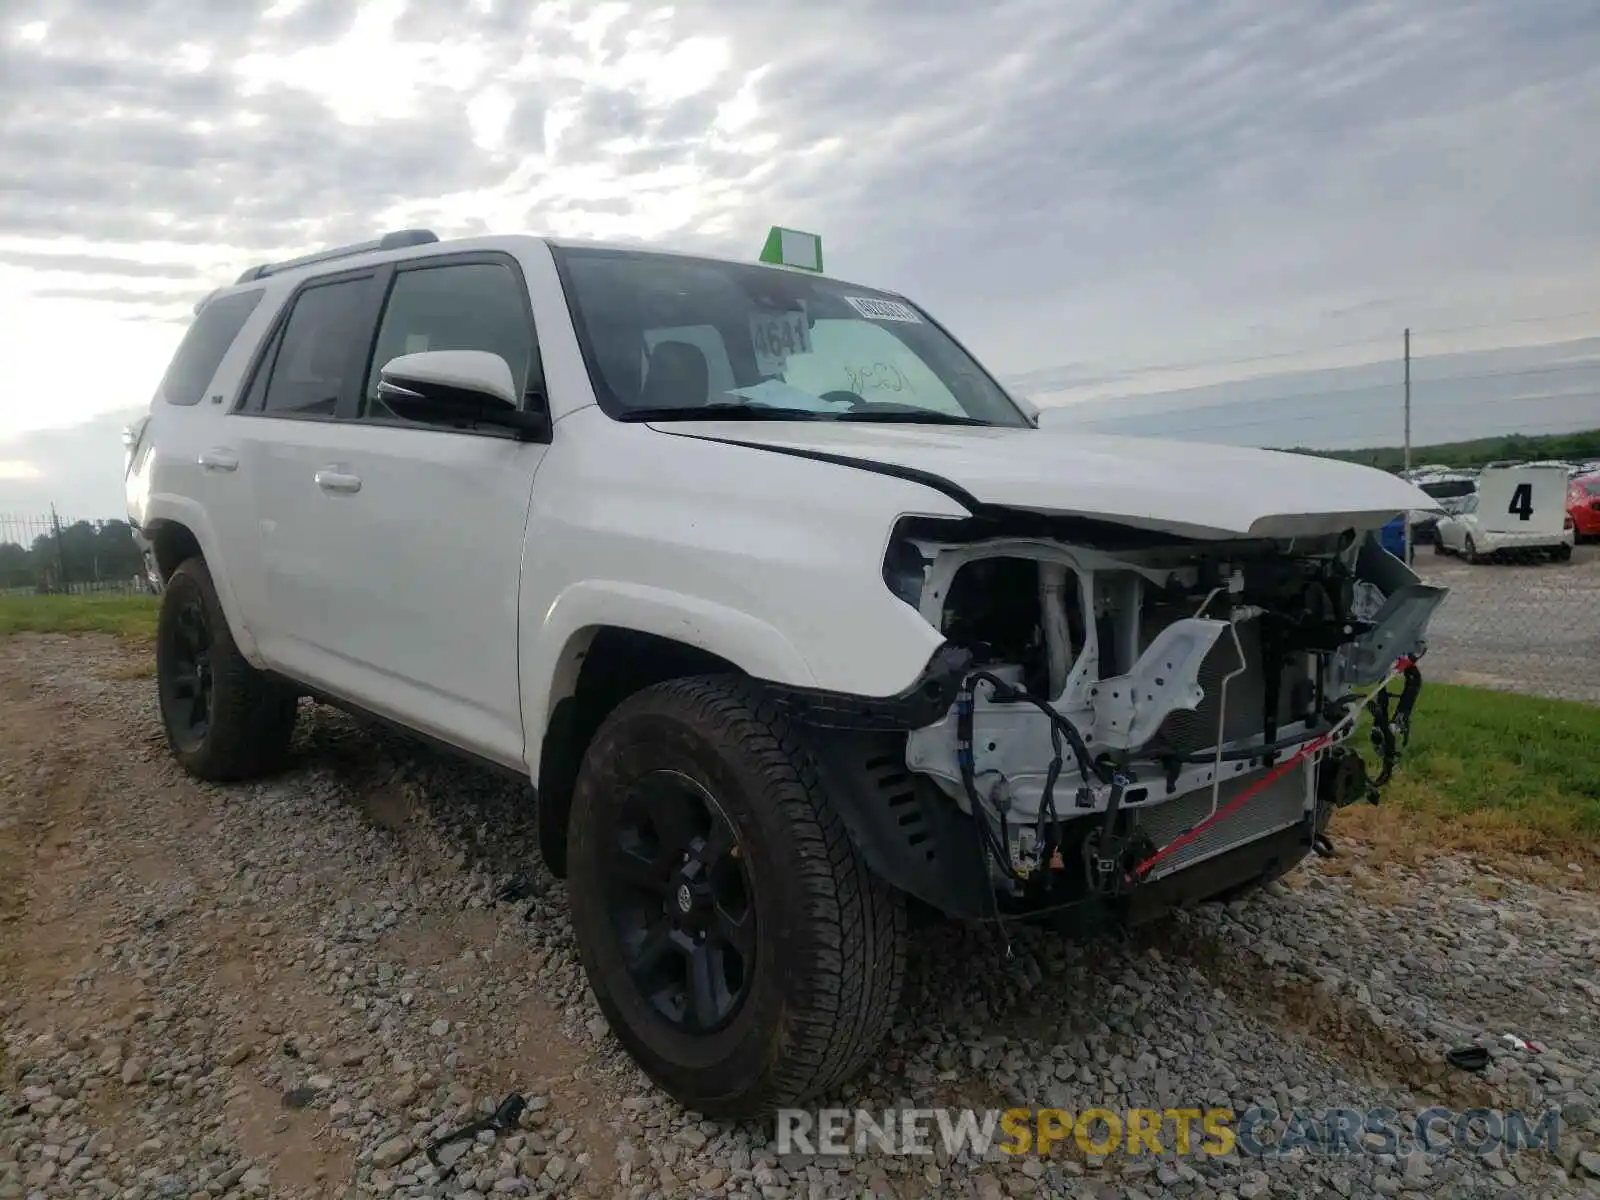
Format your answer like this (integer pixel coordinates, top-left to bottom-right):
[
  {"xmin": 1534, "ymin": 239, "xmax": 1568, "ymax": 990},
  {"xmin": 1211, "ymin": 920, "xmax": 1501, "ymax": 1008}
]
[
  {"xmin": 156, "ymin": 557, "xmax": 298, "ymax": 781},
  {"xmin": 566, "ymin": 675, "xmax": 907, "ymax": 1118},
  {"xmin": 1553, "ymin": 543, "xmax": 1573, "ymax": 562}
]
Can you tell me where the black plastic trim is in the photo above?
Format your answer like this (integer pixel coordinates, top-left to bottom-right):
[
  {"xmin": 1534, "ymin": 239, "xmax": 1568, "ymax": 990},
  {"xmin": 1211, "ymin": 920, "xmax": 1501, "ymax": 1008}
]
[
  {"xmin": 764, "ymin": 644, "xmax": 974, "ymax": 731},
  {"xmin": 668, "ymin": 434, "xmax": 984, "ymax": 514}
]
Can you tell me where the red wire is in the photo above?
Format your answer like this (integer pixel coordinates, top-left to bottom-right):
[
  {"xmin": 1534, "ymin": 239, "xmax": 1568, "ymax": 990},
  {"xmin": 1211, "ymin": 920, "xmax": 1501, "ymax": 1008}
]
[
  {"xmin": 1128, "ymin": 734, "xmax": 1333, "ymax": 881},
  {"xmin": 1129, "ymin": 656, "xmax": 1414, "ymax": 881}
]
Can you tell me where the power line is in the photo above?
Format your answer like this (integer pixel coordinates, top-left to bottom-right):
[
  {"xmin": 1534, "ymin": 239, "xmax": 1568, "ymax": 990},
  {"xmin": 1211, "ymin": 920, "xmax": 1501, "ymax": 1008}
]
[
  {"xmin": 1410, "ymin": 307, "xmax": 1600, "ymax": 340},
  {"xmin": 1126, "ymin": 389, "xmax": 1600, "ymax": 439},
  {"xmin": 1021, "ymin": 312, "xmax": 1600, "ymax": 395},
  {"xmin": 1066, "ymin": 362, "xmax": 1600, "ymax": 425}
]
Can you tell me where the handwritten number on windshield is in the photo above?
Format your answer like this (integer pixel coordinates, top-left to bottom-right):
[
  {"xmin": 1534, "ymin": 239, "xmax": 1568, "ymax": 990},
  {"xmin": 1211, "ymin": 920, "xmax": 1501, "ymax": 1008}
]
[{"xmin": 845, "ymin": 362, "xmax": 911, "ymax": 394}]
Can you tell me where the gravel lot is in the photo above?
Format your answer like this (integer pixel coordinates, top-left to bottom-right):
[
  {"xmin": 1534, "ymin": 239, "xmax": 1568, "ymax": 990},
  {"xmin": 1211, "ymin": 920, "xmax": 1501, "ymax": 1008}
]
[
  {"xmin": 4, "ymin": 634, "xmax": 1600, "ymax": 1199},
  {"xmin": 1419, "ymin": 542, "xmax": 1600, "ymax": 705}
]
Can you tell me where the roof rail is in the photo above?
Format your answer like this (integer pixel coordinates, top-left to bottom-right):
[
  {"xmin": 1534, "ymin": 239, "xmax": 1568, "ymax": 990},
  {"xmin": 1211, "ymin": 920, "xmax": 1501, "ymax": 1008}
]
[{"xmin": 234, "ymin": 228, "xmax": 439, "ymax": 284}]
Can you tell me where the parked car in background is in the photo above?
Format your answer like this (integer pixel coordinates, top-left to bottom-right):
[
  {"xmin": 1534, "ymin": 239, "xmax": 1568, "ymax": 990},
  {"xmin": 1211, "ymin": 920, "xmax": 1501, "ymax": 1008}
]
[
  {"xmin": 1408, "ymin": 473, "xmax": 1477, "ymax": 545},
  {"xmin": 1435, "ymin": 464, "xmax": 1575, "ymax": 562},
  {"xmin": 1568, "ymin": 473, "xmax": 1600, "ymax": 542}
]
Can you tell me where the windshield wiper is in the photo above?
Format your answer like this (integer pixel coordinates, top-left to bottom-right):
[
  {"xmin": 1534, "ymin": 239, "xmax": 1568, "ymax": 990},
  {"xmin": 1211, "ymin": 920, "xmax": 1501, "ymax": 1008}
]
[
  {"xmin": 833, "ymin": 409, "xmax": 993, "ymax": 426},
  {"xmin": 619, "ymin": 403, "xmax": 836, "ymax": 422}
]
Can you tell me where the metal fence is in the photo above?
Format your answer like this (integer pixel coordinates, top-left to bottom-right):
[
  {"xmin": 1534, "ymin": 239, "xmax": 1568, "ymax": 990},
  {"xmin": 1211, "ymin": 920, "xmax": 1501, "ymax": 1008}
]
[{"xmin": 0, "ymin": 512, "xmax": 155, "ymax": 597}]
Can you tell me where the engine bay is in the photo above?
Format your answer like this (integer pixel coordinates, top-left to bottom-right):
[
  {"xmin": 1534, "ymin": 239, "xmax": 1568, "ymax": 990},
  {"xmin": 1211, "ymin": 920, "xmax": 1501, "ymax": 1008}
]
[{"xmin": 890, "ymin": 517, "xmax": 1448, "ymax": 906}]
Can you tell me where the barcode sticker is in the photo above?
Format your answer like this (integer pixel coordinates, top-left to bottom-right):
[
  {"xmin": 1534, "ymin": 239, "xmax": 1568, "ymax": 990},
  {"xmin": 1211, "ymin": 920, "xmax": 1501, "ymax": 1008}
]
[{"xmin": 844, "ymin": 296, "xmax": 922, "ymax": 323}]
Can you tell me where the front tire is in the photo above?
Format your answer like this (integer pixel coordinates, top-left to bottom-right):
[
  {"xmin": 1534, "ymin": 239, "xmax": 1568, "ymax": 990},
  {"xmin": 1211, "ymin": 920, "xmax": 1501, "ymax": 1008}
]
[
  {"xmin": 1464, "ymin": 535, "xmax": 1481, "ymax": 564},
  {"xmin": 566, "ymin": 676, "xmax": 907, "ymax": 1117},
  {"xmin": 156, "ymin": 557, "xmax": 298, "ymax": 781}
]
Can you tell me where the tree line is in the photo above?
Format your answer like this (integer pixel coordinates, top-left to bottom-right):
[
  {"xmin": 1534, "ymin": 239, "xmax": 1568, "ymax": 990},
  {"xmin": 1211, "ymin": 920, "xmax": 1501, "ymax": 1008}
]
[
  {"xmin": 0, "ymin": 517, "xmax": 147, "ymax": 592},
  {"xmin": 1281, "ymin": 427, "xmax": 1600, "ymax": 473}
]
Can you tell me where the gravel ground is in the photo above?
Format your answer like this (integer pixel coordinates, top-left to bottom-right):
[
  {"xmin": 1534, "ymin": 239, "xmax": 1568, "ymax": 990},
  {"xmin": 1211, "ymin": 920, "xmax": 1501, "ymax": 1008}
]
[
  {"xmin": 3, "ymin": 634, "xmax": 1600, "ymax": 1200},
  {"xmin": 1419, "ymin": 541, "xmax": 1600, "ymax": 705}
]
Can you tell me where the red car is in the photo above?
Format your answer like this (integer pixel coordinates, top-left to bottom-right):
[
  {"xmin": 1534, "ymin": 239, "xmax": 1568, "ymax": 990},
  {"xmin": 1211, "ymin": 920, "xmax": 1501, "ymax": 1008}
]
[{"xmin": 1568, "ymin": 473, "xmax": 1600, "ymax": 541}]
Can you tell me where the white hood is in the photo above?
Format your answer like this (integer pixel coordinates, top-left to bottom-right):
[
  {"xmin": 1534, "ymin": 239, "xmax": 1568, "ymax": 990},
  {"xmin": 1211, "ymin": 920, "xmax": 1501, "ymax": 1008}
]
[{"xmin": 661, "ymin": 421, "xmax": 1438, "ymax": 539}]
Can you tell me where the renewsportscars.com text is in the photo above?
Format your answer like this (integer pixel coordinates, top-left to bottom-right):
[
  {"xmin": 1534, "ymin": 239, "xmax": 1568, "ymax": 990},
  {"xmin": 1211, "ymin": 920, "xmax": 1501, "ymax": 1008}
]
[{"xmin": 776, "ymin": 1105, "xmax": 1564, "ymax": 1160}]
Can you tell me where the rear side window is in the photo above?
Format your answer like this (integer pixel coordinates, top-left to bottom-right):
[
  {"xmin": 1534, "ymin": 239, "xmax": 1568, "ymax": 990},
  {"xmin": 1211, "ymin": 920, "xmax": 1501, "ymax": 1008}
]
[
  {"xmin": 155, "ymin": 290, "xmax": 263, "ymax": 406},
  {"xmin": 262, "ymin": 278, "xmax": 373, "ymax": 417}
]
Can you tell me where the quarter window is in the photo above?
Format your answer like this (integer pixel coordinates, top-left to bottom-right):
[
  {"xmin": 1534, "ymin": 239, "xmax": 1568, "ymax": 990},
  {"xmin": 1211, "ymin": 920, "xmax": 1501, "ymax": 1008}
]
[{"xmin": 156, "ymin": 290, "xmax": 263, "ymax": 406}]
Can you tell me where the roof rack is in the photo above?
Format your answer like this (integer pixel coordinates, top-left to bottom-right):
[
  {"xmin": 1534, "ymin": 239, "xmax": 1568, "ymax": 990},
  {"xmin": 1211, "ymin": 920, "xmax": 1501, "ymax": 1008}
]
[{"xmin": 234, "ymin": 228, "xmax": 439, "ymax": 284}]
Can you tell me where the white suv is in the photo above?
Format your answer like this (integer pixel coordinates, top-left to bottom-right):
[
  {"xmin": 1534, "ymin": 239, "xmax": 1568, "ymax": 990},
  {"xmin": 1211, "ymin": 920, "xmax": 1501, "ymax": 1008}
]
[{"xmin": 125, "ymin": 228, "xmax": 1446, "ymax": 1116}]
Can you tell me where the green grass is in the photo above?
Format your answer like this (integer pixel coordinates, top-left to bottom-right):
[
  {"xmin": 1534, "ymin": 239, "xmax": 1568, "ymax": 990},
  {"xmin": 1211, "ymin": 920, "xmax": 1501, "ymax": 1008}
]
[
  {"xmin": 0, "ymin": 593, "xmax": 159, "ymax": 639},
  {"xmin": 1334, "ymin": 682, "xmax": 1600, "ymax": 872}
]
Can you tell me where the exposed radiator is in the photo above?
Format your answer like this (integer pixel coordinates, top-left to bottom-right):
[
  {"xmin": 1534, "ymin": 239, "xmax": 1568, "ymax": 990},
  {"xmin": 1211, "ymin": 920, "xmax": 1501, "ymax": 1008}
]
[
  {"xmin": 1132, "ymin": 761, "xmax": 1312, "ymax": 879},
  {"xmin": 1138, "ymin": 611, "xmax": 1309, "ymax": 757}
]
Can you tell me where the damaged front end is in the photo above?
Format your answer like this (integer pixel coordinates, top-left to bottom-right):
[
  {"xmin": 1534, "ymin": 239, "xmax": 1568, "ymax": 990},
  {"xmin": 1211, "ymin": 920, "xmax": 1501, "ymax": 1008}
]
[{"xmin": 876, "ymin": 513, "xmax": 1446, "ymax": 924}]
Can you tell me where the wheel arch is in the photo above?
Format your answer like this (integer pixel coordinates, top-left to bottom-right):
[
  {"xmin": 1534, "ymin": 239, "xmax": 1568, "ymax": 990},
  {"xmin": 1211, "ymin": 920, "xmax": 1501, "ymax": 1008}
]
[
  {"xmin": 141, "ymin": 505, "xmax": 262, "ymax": 662},
  {"xmin": 535, "ymin": 625, "xmax": 747, "ymax": 876}
]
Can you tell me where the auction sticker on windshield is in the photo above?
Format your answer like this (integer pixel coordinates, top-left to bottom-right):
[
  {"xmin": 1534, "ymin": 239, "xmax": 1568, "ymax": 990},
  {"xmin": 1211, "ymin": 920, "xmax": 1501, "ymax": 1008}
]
[
  {"xmin": 750, "ymin": 308, "xmax": 812, "ymax": 375},
  {"xmin": 844, "ymin": 296, "xmax": 923, "ymax": 323}
]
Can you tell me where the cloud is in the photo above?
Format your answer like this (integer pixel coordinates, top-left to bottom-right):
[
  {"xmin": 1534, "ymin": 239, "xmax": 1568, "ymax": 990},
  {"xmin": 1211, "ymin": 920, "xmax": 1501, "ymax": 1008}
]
[{"xmin": 3, "ymin": 0, "xmax": 1600, "ymax": 509}]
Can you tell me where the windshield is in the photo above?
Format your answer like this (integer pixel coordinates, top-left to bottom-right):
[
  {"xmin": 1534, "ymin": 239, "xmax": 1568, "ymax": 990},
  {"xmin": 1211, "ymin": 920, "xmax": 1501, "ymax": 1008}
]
[
  {"xmin": 550, "ymin": 246, "xmax": 1029, "ymax": 426},
  {"xmin": 1582, "ymin": 478, "xmax": 1600, "ymax": 496}
]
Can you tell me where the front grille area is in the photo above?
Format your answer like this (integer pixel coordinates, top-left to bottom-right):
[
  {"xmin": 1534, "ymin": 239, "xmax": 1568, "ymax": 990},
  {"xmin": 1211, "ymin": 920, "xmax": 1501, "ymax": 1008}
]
[{"xmin": 1132, "ymin": 762, "xmax": 1312, "ymax": 879}]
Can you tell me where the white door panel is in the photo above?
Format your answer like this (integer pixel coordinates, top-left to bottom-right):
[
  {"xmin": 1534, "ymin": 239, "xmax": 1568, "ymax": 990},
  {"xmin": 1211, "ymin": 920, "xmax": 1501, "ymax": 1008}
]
[{"xmin": 259, "ymin": 420, "xmax": 544, "ymax": 767}]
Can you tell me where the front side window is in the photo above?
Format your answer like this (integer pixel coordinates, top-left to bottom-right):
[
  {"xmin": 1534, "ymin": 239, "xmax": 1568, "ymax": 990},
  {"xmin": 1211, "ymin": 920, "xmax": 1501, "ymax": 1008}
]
[
  {"xmin": 551, "ymin": 247, "xmax": 1028, "ymax": 426},
  {"xmin": 364, "ymin": 261, "xmax": 535, "ymax": 419},
  {"xmin": 156, "ymin": 289, "xmax": 263, "ymax": 406},
  {"xmin": 261, "ymin": 279, "xmax": 372, "ymax": 417}
]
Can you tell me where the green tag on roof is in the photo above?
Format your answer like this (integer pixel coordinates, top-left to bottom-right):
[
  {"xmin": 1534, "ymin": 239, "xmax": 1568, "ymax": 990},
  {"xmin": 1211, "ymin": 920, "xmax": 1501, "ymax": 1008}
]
[{"xmin": 760, "ymin": 226, "xmax": 823, "ymax": 272}]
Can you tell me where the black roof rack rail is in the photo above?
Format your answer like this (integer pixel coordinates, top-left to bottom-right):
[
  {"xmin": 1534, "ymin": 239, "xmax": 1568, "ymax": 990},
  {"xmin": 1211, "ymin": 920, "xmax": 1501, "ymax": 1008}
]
[{"xmin": 234, "ymin": 229, "xmax": 439, "ymax": 284}]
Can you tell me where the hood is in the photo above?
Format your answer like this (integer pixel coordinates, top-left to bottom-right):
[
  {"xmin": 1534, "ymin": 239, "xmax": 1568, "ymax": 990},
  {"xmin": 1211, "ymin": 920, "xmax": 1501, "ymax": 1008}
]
[{"xmin": 656, "ymin": 421, "xmax": 1439, "ymax": 540}]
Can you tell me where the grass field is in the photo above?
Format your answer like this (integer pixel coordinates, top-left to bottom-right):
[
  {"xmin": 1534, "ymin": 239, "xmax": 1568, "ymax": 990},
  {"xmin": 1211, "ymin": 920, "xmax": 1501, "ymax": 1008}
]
[
  {"xmin": 3, "ymin": 593, "xmax": 1595, "ymax": 874},
  {"xmin": 1333, "ymin": 682, "xmax": 1600, "ymax": 876},
  {"xmin": 0, "ymin": 593, "xmax": 158, "ymax": 639}
]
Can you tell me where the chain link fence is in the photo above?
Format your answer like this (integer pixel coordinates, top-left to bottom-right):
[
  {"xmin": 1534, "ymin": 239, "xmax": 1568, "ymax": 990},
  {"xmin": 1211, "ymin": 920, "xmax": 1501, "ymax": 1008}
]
[
  {"xmin": 0, "ymin": 513, "xmax": 155, "ymax": 597},
  {"xmin": 1407, "ymin": 528, "xmax": 1599, "ymax": 707}
]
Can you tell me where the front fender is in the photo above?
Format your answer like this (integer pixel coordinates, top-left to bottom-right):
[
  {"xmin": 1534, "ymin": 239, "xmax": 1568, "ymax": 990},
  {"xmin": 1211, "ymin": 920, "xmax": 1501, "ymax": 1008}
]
[{"xmin": 522, "ymin": 580, "xmax": 819, "ymax": 779}]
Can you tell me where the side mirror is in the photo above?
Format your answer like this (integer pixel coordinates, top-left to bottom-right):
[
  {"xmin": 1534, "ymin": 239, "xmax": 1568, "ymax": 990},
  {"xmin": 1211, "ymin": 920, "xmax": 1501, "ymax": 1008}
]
[{"xmin": 376, "ymin": 350, "xmax": 550, "ymax": 441}]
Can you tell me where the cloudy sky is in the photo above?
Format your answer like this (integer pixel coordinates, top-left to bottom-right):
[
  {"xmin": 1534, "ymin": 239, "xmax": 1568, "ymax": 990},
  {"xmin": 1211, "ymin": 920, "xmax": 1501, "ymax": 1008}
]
[{"xmin": 3, "ymin": 0, "xmax": 1600, "ymax": 516}]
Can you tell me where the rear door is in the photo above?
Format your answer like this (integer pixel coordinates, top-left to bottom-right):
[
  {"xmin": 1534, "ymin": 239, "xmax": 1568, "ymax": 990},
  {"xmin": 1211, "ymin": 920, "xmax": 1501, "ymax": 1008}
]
[
  {"xmin": 230, "ymin": 267, "xmax": 387, "ymax": 677},
  {"xmin": 245, "ymin": 253, "xmax": 549, "ymax": 768}
]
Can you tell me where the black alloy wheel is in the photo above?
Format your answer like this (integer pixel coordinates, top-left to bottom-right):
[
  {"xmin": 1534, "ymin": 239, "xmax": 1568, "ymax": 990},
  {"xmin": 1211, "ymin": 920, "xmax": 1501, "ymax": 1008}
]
[
  {"xmin": 155, "ymin": 557, "xmax": 299, "ymax": 781},
  {"xmin": 565, "ymin": 675, "xmax": 908, "ymax": 1117},
  {"xmin": 161, "ymin": 588, "xmax": 214, "ymax": 752},
  {"xmin": 606, "ymin": 769, "xmax": 755, "ymax": 1034}
]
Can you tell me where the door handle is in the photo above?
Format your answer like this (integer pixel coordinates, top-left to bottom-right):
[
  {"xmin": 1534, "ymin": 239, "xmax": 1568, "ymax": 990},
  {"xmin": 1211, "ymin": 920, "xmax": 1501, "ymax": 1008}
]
[
  {"xmin": 315, "ymin": 468, "xmax": 362, "ymax": 494},
  {"xmin": 197, "ymin": 447, "xmax": 239, "ymax": 472}
]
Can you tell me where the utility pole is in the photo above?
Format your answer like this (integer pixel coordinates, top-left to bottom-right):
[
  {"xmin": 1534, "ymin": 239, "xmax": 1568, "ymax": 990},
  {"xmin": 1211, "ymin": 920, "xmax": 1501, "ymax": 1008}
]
[
  {"xmin": 49, "ymin": 504, "xmax": 68, "ymax": 593},
  {"xmin": 1403, "ymin": 328, "xmax": 1413, "ymax": 563}
]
